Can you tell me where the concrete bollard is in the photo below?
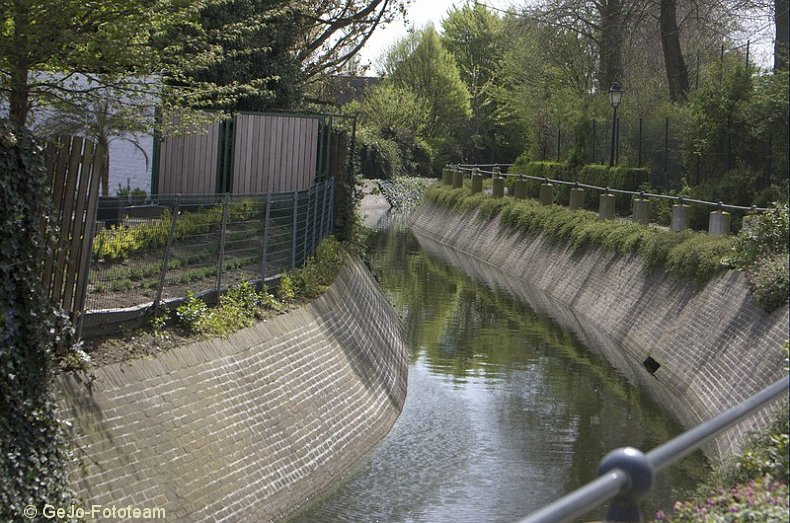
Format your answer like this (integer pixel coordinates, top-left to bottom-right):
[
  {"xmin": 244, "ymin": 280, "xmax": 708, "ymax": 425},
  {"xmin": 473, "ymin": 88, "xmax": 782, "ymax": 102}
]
[
  {"xmin": 492, "ymin": 176, "xmax": 505, "ymax": 197},
  {"xmin": 514, "ymin": 178, "xmax": 528, "ymax": 199},
  {"xmin": 599, "ymin": 193, "xmax": 616, "ymax": 220},
  {"xmin": 671, "ymin": 202, "xmax": 690, "ymax": 232},
  {"xmin": 569, "ymin": 187, "xmax": 585, "ymax": 210},
  {"xmin": 471, "ymin": 172, "xmax": 483, "ymax": 194},
  {"xmin": 442, "ymin": 168, "xmax": 453, "ymax": 186},
  {"xmin": 452, "ymin": 169, "xmax": 464, "ymax": 189},
  {"xmin": 708, "ymin": 208, "xmax": 731, "ymax": 236},
  {"xmin": 632, "ymin": 198, "xmax": 651, "ymax": 224},
  {"xmin": 539, "ymin": 182, "xmax": 554, "ymax": 205}
]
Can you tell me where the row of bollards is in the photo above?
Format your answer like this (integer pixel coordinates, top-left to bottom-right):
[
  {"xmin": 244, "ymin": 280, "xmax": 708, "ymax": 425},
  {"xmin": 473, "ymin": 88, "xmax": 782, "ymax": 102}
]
[{"xmin": 441, "ymin": 167, "xmax": 733, "ymax": 236}]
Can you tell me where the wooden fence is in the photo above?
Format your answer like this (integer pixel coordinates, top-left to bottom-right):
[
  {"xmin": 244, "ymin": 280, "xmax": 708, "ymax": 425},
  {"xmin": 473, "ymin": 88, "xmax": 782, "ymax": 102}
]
[
  {"xmin": 155, "ymin": 112, "xmax": 330, "ymax": 196},
  {"xmin": 43, "ymin": 135, "xmax": 103, "ymax": 332}
]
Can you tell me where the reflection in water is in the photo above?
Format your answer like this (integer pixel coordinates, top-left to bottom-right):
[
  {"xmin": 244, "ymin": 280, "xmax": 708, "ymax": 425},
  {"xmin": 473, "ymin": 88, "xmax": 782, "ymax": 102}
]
[{"xmin": 288, "ymin": 212, "xmax": 707, "ymax": 523}]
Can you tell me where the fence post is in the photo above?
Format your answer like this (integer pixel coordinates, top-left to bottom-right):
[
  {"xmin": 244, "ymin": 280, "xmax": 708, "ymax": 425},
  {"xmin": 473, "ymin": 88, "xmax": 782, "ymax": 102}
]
[
  {"xmin": 591, "ymin": 119, "xmax": 597, "ymax": 164},
  {"xmin": 664, "ymin": 117, "xmax": 670, "ymax": 190},
  {"xmin": 598, "ymin": 447, "xmax": 654, "ymax": 523},
  {"xmin": 291, "ymin": 191, "xmax": 299, "ymax": 269},
  {"xmin": 671, "ymin": 197, "xmax": 690, "ymax": 232},
  {"xmin": 328, "ymin": 179, "xmax": 335, "ymax": 234},
  {"xmin": 569, "ymin": 184, "xmax": 585, "ymax": 210},
  {"xmin": 216, "ymin": 193, "xmax": 230, "ymax": 293},
  {"xmin": 492, "ymin": 172, "xmax": 505, "ymax": 197},
  {"xmin": 452, "ymin": 168, "xmax": 464, "ymax": 189},
  {"xmin": 514, "ymin": 175, "xmax": 528, "ymax": 199},
  {"xmin": 471, "ymin": 168, "xmax": 483, "ymax": 194},
  {"xmin": 539, "ymin": 178, "xmax": 554, "ymax": 205},
  {"xmin": 320, "ymin": 180, "xmax": 329, "ymax": 238},
  {"xmin": 708, "ymin": 203, "xmax": 731, "ymax": 236},
  {"xmin": 154, "ymin": 194, "xmax": 181, "ymax": 315},
  {"xmin": 302, "ymin": 185, "xmax": 312, "ymax": 264},
  {"xmin": 632, "ymin": 195, "xmax": 650, "ymax": 224},
  {"xmin": 637, "ymin": 118, "xmax": 643, "ymax": 168},
  {"xmin": 599, "ymin": 189, "xmax": 616, "ymax": 219},
  {"xmin": 260, "ymin": 193, "xmax": 272, "ymax": 284},
  {"xmin": 311, "ymin": 183, "xmax": 319, "ymax": 254},
  {"xmin": 557, "ymin": 126, "xmax": 561, "ymax": 162}
]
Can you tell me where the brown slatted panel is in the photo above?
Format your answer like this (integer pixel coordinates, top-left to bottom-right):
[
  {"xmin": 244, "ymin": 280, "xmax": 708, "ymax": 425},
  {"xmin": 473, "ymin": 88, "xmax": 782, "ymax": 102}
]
[
  {"xmin": 263, "ymin": 116, "xmax": 274, "ymax": 193},
  {"xmin": 72, "ymin": 142, "xmax": 102, "ymax": 317},
  {"xmin": 62, "ymin": 140, "xmax": 95, "ymax": 309},
  {"xmin": 253, "ymin": 115, "xmax": 264, "ymax": 193},
  {"xmin": 51, "ymin": 137, "xmax": 84, "ymax": 301}
]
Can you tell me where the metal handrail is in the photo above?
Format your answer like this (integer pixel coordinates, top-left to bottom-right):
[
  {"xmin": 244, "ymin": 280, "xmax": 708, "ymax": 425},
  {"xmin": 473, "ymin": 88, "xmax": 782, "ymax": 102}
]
[
  {"xmin": 450, "ymin": 164, "xmax": 769, "ymax": 213},
  {"xmin": 518, "ymin": 377, "xmax": 789, "ymax": 523}
]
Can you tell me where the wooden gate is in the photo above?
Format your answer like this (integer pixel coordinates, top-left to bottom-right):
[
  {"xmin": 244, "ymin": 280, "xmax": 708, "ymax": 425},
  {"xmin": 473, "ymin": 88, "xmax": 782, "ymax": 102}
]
[{"xmin": 43, "ymin": 136, "xmax": 103, "ymax": 330}]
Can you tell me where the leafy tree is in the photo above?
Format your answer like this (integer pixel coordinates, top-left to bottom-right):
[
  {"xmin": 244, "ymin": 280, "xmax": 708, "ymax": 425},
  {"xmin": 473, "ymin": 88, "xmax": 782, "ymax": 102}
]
[
  {"xmin": 187, "ymin": 0, "xmax": 302, "ymax": 111},
  {"xmin": 381, "ymin": 25, "xmax": 471, "ymax": 169},
  {"xmin": 441, "ymin": 3, "xmax": 506, "ymax": 163}
]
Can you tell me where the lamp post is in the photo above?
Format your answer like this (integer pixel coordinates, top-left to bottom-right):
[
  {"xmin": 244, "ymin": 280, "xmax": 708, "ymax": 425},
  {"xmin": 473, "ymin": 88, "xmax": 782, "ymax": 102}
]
[{"xmin": 608, "ymin": 82, "xmax": 623, "ymax": 167}]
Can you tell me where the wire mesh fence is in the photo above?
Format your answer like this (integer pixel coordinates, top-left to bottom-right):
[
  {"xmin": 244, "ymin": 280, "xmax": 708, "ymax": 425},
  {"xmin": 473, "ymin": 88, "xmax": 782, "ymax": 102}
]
[{"xmin": 85, "ymin": 179, "xmax": 334, "ymax": 312}]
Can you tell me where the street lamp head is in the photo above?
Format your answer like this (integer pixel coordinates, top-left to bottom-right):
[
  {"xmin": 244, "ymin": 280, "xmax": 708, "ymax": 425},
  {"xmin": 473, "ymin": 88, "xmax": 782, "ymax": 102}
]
[{"xmin": 608, "ymin": 82, "xmax": 623, "ymax": 109}]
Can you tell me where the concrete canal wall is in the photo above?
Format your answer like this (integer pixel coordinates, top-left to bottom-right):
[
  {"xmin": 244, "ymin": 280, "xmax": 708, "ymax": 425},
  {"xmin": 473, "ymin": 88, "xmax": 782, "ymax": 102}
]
[
  {"xmin": 55, "ymin": 256, "xmax": 409, "ymax": 521},
  {"xmin": 411, "ymin": 202, "xmax": 788, "ymax": 461}
]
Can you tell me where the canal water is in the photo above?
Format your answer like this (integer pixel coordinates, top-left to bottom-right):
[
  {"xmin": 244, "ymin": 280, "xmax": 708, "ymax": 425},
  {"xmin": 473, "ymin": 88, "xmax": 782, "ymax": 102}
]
[{"xmin": 288, "ymin": 211, "xmax": 708, "ymax": 523}]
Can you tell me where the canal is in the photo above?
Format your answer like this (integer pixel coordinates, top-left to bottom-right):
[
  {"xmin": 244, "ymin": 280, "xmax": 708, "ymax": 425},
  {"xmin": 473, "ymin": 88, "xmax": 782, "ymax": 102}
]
[{"xmin": 288, "ymin": 211, "xmax": 708, "ymax": 522}]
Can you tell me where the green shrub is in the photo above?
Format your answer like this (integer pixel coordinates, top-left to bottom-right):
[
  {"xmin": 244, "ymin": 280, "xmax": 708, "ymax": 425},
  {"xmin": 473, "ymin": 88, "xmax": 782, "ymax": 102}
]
[
  {"xmin": 426, "ymin": 185, "xmax": 734, "ymax": 283},
  {"xmin": 175, "ymin": 292, "xmax": 210, "ymax": 333},
  {"xmin": 277, "ymin": 274, "xmax": 296, "ymax": 302},
  {"xmin": 731, "ymin": 203, "xmax": 789, "ymax": 267},
  {"xmin": 748, "ymin": 253, "xmax": 789, "ymax": 311},
  {"xmin": 175, "ymin": 281, "xmax": 270, "ymax": 336}
]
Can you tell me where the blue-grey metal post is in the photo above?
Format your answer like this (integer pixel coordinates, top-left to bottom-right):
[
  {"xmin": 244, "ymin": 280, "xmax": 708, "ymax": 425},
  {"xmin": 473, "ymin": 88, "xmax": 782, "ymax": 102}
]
[
  {"xmin": 302, "ymin": 185, "xmax": 312, "ymax": 265},
  {"xmin": 311, "ymin": 182, "xmax": 319, "ymax": 254},
  {"xmin": 291, "ymin": 191, "xmax": 299, "ymax": 269},
  {"xmin": 328, "ymin": 179, "xmax": 335, "ymax": 234},
  {"xmin": 320, "ymin": 180, "xmax": 329, "ymax": 238},
  {"xmin": 216, "ymin": 193, "xmax": 230, "ymax": 293},
  {"xmin": 598, "ymin": 447, "xmax": 654, "ymax": 522},
  {"xmin": 154, "ymin": 194, "xmax": 181, "ymax": 314},
  {"xmin": 260, "ymin": 193, "xmax": 272, "ymax": 283}
]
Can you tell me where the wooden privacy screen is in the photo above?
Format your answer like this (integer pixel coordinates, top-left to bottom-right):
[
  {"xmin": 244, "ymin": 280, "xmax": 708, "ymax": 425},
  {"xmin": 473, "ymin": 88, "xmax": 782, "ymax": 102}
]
[
  {"xmin": 43, "ymin": 136, "xmax": 103, "ymax": 322},
  {"xmin": 231, "ymin": 114, "xmax": 319, "ymax": 194},
  {"xmin": 155, "ymin": 113, "xmax": 321, "ymax": 195},
  {"xmin": 157, "ymin": 119, "xmax": 221, "ymax": 195}
]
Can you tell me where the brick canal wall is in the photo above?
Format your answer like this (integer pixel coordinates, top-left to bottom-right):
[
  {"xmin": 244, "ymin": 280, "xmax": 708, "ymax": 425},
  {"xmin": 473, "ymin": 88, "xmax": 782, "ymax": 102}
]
[
  {"xmin": 411, "ymin": 202, "xmax": 788, "ymax": 461},
  {"xmin": 55, "ymin": 256, "xmax": 409, "ymax": 521}
]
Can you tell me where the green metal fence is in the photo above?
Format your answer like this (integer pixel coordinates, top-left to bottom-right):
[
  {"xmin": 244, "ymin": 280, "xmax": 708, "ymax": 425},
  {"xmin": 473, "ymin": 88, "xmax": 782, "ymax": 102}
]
[{"xmin": 86, "ymin": 179, "xmax": 334, "ymax": 317}]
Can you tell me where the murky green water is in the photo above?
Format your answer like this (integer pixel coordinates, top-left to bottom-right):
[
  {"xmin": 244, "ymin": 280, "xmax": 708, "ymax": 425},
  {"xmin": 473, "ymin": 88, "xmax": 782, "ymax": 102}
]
[{"xmin": 288, "ymin": 212, "xmax": 708, "ymax": 523}]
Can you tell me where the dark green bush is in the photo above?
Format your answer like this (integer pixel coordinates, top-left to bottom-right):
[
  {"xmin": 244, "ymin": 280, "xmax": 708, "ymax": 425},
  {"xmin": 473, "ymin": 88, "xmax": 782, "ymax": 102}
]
[{"xmin": 355, "ymin": 128, "xmax": 403, "ymax": 179}]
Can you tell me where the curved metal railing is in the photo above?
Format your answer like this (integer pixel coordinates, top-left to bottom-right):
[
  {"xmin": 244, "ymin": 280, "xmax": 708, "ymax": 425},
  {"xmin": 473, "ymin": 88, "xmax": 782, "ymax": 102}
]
[
  {"xmin": 450, "ymin": 164, "xmax": 769, "ymax": 213},
  {"xmin": 517, "ymin": 377, "xmax": 789, "ymax": 523}
]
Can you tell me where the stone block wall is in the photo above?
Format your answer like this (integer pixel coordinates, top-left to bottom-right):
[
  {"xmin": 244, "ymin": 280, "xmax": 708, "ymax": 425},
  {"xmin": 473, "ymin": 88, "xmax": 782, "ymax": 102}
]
[
  {"xmin": 411, "ymin": 202, "xmax": 788, "ymax": 461},
  {"xmin": 56, "ymin": 256, "xmax": 408, "ymax": 521}
]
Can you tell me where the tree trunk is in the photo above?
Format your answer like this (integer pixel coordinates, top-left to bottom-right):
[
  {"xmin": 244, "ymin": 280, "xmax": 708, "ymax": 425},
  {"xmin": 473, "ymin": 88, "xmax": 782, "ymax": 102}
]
[
  {"xmin": 9, "ymin": 0, "xmax": 31, "ymax": 129},
  {"xmin": 659, "ymin": 0, "xmax": 689, "ymax": 102},
  {"xmin": 598, "ymin": 0, "xmax": 624, "ymax": 90},
  {"xmin": 776, "ymin": 0, "xmax": 789, "ymax": 71}
]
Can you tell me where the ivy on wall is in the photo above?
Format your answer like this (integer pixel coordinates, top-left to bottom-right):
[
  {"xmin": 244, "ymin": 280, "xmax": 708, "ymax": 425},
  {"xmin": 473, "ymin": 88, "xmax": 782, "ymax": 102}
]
[{"xmin": 0, "ymin": 129, "xmax": 79, "ymax": 520}]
